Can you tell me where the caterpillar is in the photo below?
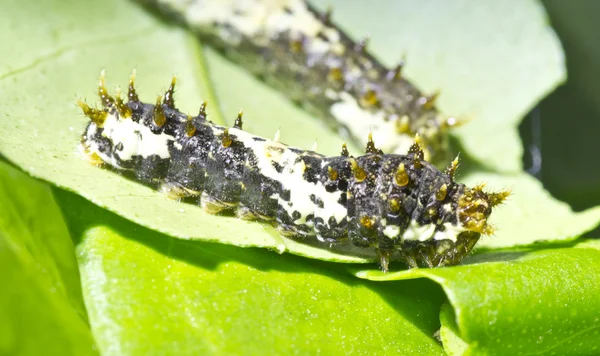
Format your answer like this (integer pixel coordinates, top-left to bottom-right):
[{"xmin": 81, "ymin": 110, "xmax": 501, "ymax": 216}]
[
  {"xmin": 134, "ymin": 0, "xmax": 461, "ymax": 164},
  {"xmin": 78, "ymin": 72, "xmax": 508, "ymax": 271}
]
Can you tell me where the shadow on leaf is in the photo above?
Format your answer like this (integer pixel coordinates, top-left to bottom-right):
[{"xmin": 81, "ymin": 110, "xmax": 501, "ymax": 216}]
[{"xmin": 54, "ymin": 187, "xmax": 448, "ymax": 340}]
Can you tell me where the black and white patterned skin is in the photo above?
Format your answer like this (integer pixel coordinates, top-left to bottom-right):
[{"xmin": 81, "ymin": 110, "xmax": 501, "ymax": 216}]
[
  {"xmin": 134, "ymin": 0, "xmax": 461, "ymax": 164},
  {"xmin": 79, "ymin": 73, "xmax": 508, "ymax": 271}
]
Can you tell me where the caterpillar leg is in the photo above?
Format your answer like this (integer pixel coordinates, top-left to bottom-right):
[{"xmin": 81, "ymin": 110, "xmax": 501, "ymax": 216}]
[
  {"xmin": 419, "ymin": 245, "xmax": 435, "ymax": 269},
  {"xmin": 377, "ymin": 249, "xmax": 392, "ymax": 273},
  {"xmin": 402, "ymin": 252, "xmax": 420, "ymax": 269},
  {"xmin": 236, "ymin": 206, "xmax": 260, "ymax": 221},
  {"xmin": 236, "ymin": 205, "xmax": 275, "ymax": 221},
  {"xmin": 160, "ymin": 182, "xmax": 200, "ymax": 201},
  {"xmin": 277, "ymin": 224, "xmax": 304, "ymax": 239},
  {"xmin": 432, "ymin": 240, "xmax": 454, "ymax": 266},
  {"xmin": 200, "ymin": 192, "xmax": 236, "ymax": 214}
]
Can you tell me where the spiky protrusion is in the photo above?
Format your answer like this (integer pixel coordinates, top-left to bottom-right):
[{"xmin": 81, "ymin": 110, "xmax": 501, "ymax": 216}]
[
  {"xmin": 221, "ymin": 129, "xmax": 233, "ymax": 148},
  {"xmin": 128, "ymin": 70, "xmax": 139, "ymax": 102},
  {"xmin": 320, "ymin": 6, "xmax": 333, "ymax": 26},
  {"xmin": 163, "ymin": 76, "xmax": 177, "ymax": 109},
  {"xmin": 421, "ymin": 91, "xmax": 440, "ymax": 110},
  {"xmin": 153, "ymin": 95, "xmax": 166, "ymax": 127},
  {"xmin": 273, "ymin": 129, "xmax": 281, "ymax": 142},
  {"xmin": 488, "ymin": 190, "xmax": 511, "ymax": 207},
  {"xmin": 185, "ymin": 116, "xmax": 196, "ymax": 137},
  {"xmin": 446, "ymin": 155, "xmax": 460, "ymax": 181},
  {"xmin": 114, "ymin": 88, "xmax": 132, "ymax": 118},
  {"xmin": 77, "ymin": 100, "xmax": 107, "ymax": 125},
  {"xmin": 365, "ymin": 133, "xmax": 379, "ymax": 154},
  {"xmin": 473, "ymin": 182, "xmax": 487, "ymax": 192},
  {"xmin": 440, "ymin": 115, "xmax": 470, "ymax": 130},
  {"xmin": 341, "ymin": 143, "xmax": 349, "ymax": 157},
  {"xmin": 394, "ymin": 163, "xmax": 409, "ymax": 187},
  {"xmin": 408, "ymin": 135, "xmax": 425, "ymax": 168},
  {"xmin": 387, "ymin": 57, "xmax": 405, "ymax": 81},
  {"xmin": 198, "ymin": 101, "xmax": 207, "ymax": 117},
  {"xmin": 233, "ymin": 110, "xmax": 243, "ymax": 129},
  {"xmin": 98, "ymin": 70, "xmax": 115, "ymax": 108},
  {"xmin": 409, "ymin": 134, "xmax": 425, "ymax": 153},
  {"xmin": 350, "ymin": 158, "xmax": 366, "ymax": 182}
]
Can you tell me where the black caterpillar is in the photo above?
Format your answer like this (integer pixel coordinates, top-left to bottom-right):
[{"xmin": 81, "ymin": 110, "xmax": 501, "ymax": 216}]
[
  {"xmin": 78, "ymin": 73, "xmax": 508, "ymax": 271},
  {"xmin": 134, "ymin": 0, "xmax": 462, "ymax": 164}
]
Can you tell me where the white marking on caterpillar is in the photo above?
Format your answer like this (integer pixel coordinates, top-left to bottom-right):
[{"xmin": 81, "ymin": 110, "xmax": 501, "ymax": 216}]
[
  {"xmin": 331, "ymin": 92, "xmax": 413, "ymax": 155},
  {"xmin": 383, "ymin": 225, "xmax": 400, "ymax": 239},
  {"xmin": 403, "ymin": 220, "xmax": 437, "ymax": 242},
  {"xmin": 100, "ymin": 114, "xmax": 174, "ymax": 160},
  {"xmin": 433, "ymin": 223, "xmax": 466, "ymax": 243}
]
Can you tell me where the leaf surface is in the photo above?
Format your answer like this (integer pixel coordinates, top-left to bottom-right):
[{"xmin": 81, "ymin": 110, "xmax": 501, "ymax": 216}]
[
  {"xmin": 356, "ymin": 240, "xmax": 600, "ymax": 355},
  {"xmin": 0, "ymin": 161, "xmax": 96, "ymax": 355},
  {"xmin": 56, "ymin": 188, "xmax": 446, "ymax": 355}
]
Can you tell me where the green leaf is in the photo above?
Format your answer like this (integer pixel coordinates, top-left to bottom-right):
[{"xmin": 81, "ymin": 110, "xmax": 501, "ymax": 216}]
[
  {"xmin": 3, "ymin": 1, "xmax": 600, "ymax": 355},
  {"xmin": 0, "ymin": 161, "xmax": 97, "ymax": 355},
  {"xmin": 55, "ymin": 187, "xmax": 447, "ymax": 355},
  {"xmin": 356, "ymin": 240, "xmax": 600, "ymax": 355},
  {"xmin": 0, "ymin": 0, "xmax": 596, "ymax": 263},
  {"xmin": 438, "ymin": 303, "xmax": 469, "ymax": 356}
]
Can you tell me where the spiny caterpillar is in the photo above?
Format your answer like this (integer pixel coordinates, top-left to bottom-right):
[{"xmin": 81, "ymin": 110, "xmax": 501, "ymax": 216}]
[
  {"xmin": 78, "ymin": 72, "xmax": 509, "ymax": 271},
  {"xmin": 134, "ymin": 0, "xmax": 462, "ymax": 164}
]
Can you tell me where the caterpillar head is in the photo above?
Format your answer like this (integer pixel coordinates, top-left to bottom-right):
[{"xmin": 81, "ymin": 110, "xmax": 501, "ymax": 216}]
[
  {"xmin": 77, "ymin": 99, "xmax": 117, "ymax": 167},
  {"xmin": 424, "ymin": 184, "xmax": 509, "ymax": 269},
  {"xmin": 78, "ymin": 71, "xmax": 177, "ymax": 170},
  {"xmin": 458, "ymin": 183, "xmax": 510, "ymax": 236}
]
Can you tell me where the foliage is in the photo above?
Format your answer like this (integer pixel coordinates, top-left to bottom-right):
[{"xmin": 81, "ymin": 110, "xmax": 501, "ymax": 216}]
[{"xmin": 1, "ymin": 0, "xmax": 599, "ymax": 354}]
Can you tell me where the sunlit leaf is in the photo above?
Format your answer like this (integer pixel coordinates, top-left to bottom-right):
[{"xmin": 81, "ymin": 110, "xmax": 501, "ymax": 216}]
[
  {"xmin": 356, "ymin": 240, "xmax": 600, "ymax": 355},
  {"xmin": 0, "ymin": 161, "xmax": 96, "ymax": 355}
]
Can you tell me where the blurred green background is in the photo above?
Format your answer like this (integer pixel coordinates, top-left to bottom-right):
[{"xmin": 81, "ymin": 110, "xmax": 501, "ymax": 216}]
[{"xmin": 522, "ymin": 0, "xmax": 600, "ymax": 211}]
